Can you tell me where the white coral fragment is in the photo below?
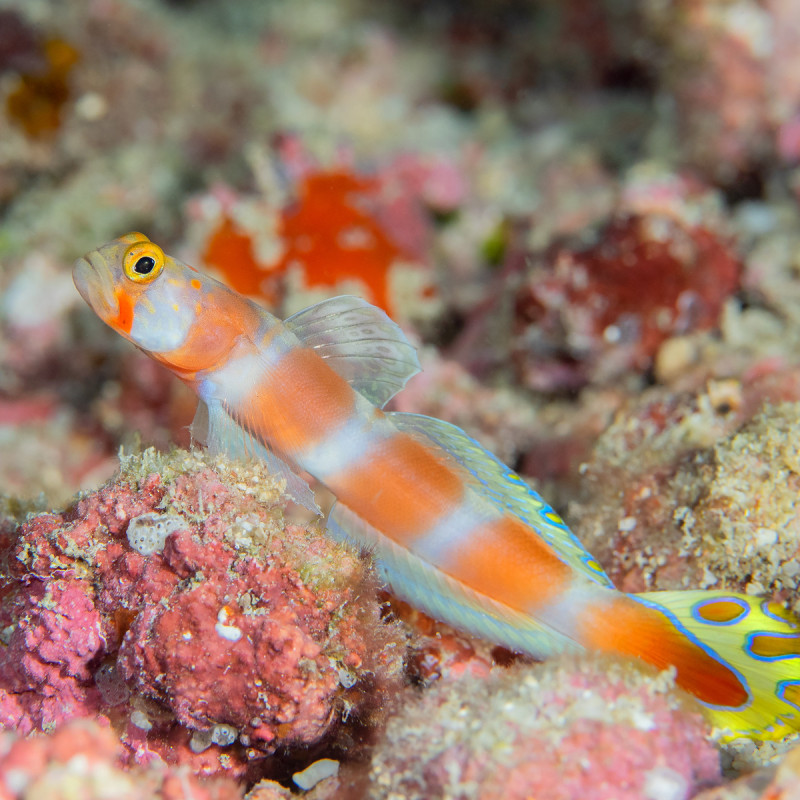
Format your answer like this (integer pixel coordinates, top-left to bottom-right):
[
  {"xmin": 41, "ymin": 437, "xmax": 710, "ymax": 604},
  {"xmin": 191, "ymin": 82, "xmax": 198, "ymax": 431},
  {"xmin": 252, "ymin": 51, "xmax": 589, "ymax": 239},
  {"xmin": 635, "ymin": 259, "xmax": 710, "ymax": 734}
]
[{"xmin": 126, "ymin": 513, "xmax": 185, "ymax": 556}]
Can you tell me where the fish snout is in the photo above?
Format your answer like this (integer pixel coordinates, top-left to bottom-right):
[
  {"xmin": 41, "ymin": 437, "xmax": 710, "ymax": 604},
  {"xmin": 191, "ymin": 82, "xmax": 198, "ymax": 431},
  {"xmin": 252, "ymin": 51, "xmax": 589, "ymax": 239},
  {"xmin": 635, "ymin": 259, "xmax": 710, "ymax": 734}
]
[{"xmin": 72, "ymin": 252, "xmax": 118, "ymax": 319}]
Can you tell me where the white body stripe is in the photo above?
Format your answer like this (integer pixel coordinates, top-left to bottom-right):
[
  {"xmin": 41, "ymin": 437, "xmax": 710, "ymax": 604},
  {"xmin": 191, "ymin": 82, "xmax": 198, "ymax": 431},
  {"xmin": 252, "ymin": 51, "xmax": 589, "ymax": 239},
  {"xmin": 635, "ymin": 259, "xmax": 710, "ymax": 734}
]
[
  {"xmin": 297, "ymin": 408, "xmax": 390, "ymax": 481},
  {"xmin": 412, "ymin": 497, "xmax": 499, "ymax": 564},
  {"xmin": 532, "ymin": 580, "xmax": 614, "ymax": 641},
  {"xmin": 197, "ymin": 325, "xmax": 295, "ymax": 405}
]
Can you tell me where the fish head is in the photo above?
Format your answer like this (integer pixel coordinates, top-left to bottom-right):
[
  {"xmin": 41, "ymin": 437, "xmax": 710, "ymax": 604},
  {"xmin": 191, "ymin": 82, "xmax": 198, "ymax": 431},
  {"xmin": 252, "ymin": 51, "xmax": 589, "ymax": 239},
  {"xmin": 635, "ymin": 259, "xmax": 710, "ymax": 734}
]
[{"xmin": 73, "ymin": 232, "xmax": 208, "ymax": 355}]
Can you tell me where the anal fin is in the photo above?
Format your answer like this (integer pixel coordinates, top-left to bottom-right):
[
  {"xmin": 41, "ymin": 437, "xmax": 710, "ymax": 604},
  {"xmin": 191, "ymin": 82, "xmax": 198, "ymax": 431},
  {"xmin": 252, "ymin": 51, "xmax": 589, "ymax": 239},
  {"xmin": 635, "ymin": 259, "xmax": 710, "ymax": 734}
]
[
  {"xmin": 192, "ymin": 399, "xmax": 321, "ymax": 514},
  {"xmin": 328, "ymin": 500, "xmax": 580, "ymax": 659}
]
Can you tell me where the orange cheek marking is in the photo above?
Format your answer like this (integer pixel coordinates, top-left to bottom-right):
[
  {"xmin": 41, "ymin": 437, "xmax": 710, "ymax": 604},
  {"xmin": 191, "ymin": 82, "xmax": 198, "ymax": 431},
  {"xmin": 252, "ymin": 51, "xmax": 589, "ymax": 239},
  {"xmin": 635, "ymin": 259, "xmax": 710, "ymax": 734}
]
[
  {"xmin": 245, "ymin": 347, "xmax": 356, "ymax": 454},
  {"xmin": 448, "ymin": 516, "xmax": 571, "ymax": 611},
  {"xmin": 191, "ymin": 279, "xmax": 201, "ymax": 290},
  {"xmin": 330, "ymin": 433, "xmax": 464, "ymax": 542},
  {"xmin": 580, "ymin": 597, "xmax": 750, "ymax": 708},
  {"xmin": 111, "ymin": 289, "xmax": 134, "ymax": 334}
]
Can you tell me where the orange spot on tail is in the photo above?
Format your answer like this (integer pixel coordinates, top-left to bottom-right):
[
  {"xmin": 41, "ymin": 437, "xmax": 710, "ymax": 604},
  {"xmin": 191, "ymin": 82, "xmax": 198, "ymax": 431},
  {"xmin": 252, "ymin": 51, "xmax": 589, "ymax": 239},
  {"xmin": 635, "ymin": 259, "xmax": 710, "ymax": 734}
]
[
  {"xmin": 782, "ymin": 683, "xmax": 800, "ymax": 710},
  {"xmin": 764, "ymin": 601, "xmax": 798, "ymax": 624},
  {"xmin": 695, "ymin": 599, "xmax": 747, "ymax": 624},
  {"xmin": 749, "ymin": 633, "xmax": 800, "ymax": 659}
]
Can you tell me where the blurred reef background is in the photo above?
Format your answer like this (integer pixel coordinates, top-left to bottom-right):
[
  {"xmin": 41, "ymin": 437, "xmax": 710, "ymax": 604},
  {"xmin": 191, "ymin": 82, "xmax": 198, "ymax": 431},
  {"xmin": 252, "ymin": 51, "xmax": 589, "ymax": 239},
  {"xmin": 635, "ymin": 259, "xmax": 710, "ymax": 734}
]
[{"xmin": 4, "ymin": 0, "xmax": 800, "ymax": 797}]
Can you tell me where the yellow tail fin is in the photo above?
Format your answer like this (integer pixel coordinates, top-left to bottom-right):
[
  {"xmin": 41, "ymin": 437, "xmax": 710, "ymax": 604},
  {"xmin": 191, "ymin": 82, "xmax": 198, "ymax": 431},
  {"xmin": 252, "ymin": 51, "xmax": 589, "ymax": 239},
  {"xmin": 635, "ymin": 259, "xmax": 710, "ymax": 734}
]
[{"xmin": 635, "ymin": 591, "xmax": 800, "ymax": 741}]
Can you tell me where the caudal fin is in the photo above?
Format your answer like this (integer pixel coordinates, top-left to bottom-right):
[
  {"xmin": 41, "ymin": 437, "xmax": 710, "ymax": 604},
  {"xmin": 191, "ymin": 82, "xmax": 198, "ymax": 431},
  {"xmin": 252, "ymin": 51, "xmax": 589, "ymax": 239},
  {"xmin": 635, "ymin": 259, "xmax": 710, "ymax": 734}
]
[{"xmin": 633, "ymin": 590, "xmax": 800, "ymax": 741}]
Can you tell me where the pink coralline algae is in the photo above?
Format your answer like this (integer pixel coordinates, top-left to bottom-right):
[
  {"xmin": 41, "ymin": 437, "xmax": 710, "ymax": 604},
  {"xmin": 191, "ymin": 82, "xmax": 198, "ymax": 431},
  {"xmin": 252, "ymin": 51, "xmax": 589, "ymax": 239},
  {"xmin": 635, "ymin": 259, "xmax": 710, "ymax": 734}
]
[
  {"xmin": 642, "ymin": 0, "xmax": 800, "ymax": 180},
  {"xmin": 0, "ymin": 578, "xmax": 106, "ymax": 736},
  {"xmin": 0, "ymin": 718, "xmax": 242, "ymax": 800},
  {"xmin": 0, "ymin": 448, "xmax": 405, "ymax": 778},
  {"xmin": 513, "ymin": 214, "xmax": 741, "ymax": 390},
  {"xmin": 369, "ymin": 657, "xmax": 721, "ymax": 800}
]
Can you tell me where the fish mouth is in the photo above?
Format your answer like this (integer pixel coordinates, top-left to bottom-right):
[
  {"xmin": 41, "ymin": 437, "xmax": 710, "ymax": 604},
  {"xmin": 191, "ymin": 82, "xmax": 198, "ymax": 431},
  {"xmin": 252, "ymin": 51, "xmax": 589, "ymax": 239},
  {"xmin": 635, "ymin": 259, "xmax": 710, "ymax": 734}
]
[{"xmin": 72, "ymin": 253, "xmax": 118, "ymax": 321}]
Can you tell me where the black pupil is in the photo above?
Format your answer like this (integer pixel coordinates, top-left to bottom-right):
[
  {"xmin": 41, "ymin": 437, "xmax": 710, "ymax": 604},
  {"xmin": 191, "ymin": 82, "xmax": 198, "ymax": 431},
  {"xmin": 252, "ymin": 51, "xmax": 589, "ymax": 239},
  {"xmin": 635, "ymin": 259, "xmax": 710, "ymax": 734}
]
[{"xmin": 134, "ymin": 256, "xmax": 155, "ymax": 275}]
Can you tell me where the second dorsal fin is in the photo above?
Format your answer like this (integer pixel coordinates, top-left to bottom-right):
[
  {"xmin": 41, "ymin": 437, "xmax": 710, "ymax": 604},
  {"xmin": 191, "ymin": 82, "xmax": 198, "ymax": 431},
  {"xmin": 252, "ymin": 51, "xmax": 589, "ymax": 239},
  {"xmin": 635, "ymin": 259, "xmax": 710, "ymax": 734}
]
[
  {"xmin": 387, "ymin": 411, "xmax": 614, "ymax": 588},
  {"xmin": 284, "ymin": 296, "xmax": 421, "ymax": 408}
]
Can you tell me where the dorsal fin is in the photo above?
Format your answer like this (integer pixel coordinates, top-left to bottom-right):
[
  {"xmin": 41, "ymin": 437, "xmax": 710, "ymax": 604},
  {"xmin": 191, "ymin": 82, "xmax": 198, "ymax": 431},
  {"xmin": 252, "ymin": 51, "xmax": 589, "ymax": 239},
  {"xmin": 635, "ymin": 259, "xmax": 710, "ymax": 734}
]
[
  {"xmin": 284, "ymin": 296, "xmax": 421, "ymax": 408},
  {"xmin": 387, "ymin": 412, "xmax": 614, "ymax": 588}
]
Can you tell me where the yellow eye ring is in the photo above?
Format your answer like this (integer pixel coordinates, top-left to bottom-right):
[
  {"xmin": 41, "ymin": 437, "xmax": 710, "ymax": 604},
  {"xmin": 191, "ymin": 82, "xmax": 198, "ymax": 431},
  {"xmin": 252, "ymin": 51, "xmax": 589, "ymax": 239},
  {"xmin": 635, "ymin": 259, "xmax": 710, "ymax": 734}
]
[{"xmin": 123, "ymin": 241, "xmax": 165, "ymax": 283}]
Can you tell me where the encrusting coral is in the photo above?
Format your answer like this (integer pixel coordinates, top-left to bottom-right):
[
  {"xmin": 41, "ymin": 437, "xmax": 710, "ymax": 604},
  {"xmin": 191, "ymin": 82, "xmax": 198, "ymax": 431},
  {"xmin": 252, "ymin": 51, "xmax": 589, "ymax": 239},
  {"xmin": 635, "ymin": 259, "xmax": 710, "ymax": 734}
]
[{"xmin": 0, "ymin": 718, "xmax": 242, "ymax": 800}]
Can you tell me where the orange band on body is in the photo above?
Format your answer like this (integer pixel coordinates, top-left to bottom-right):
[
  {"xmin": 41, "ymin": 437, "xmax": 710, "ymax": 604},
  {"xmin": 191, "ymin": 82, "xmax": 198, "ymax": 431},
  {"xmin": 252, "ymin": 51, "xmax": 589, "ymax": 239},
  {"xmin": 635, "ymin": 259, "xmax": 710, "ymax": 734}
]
[
  {"xmin": 330, "ymin": 432, "xmax": 464, "ymax": 543},
  {"xmin": 245, "ymin": 347, "xmax": 357, "ymax": 455},
  {"xmin": 447, "ymin": 516, "xmax": 572, "ymax": 612},
  {"xmin": 159, "ymin": 289, "xmax": 262, "ymax": 374}
]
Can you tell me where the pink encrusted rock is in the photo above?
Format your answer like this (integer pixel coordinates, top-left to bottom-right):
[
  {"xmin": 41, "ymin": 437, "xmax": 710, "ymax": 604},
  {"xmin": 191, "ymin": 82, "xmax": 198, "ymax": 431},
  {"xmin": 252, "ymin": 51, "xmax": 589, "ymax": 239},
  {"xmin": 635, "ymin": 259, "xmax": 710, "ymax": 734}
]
[
  {"xmin": 0, "ymin": 577, "xmax": 106, "ymax": 732},
  {"xmin": 369, "ymin": 658, "xmax": 721, "ymax": 800},
  {"xmin": 513, "ymin": 214, "xmax": 741, "ymax": 391},
  {"xmin": 0, "ymin": 448, "xmax": 406, "ymax": 778},
  {"xmin": 118, "ymin": 538, "xmax": 340, "ymax": 751},
  {"xmin": 0, "ymin": 718, "xmax": 244, "ymax": 800},
  {"xmin": 642, "ymin": 0, "xmax": 800, "ymax": 181}
]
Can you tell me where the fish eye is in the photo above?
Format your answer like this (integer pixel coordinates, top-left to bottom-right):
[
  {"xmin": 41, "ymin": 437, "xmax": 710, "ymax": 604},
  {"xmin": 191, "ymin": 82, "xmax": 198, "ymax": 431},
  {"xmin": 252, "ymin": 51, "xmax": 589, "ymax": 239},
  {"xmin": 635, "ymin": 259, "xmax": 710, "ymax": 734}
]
[
  {"xmin": 134, "ymin": 256, "xmax": 155, "ymax": 274},
  {"xmin": 123, "ymin": 241, "xmax": 165, "ymax": 284}
]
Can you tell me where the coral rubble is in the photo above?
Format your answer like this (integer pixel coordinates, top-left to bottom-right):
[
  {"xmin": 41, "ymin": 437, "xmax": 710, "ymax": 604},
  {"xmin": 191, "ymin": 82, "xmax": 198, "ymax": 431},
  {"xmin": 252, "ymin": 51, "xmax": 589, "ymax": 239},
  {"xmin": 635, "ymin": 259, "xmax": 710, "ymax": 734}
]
[{"xmin": 369, "ymin": 658, "xmax": 720, "ymax": 800}]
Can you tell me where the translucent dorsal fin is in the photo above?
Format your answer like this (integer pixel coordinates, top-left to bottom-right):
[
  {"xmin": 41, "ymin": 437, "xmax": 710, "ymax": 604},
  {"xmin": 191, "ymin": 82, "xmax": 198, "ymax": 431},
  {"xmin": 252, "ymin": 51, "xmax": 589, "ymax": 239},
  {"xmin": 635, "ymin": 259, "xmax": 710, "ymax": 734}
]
[
  {"xmin": 387, "ymin": 412, "xmax": 614, "ymax": 588},
  {"xmin": 284, "ymin": 296, "xmax": 421, "ymax": 408},
  {"xmin": 327, "ymin": 500, "xmax": 580, "ymax": 658},
  {"xmin": 192, "ymin": 399, "xmax": 321, "ymax": 514}
]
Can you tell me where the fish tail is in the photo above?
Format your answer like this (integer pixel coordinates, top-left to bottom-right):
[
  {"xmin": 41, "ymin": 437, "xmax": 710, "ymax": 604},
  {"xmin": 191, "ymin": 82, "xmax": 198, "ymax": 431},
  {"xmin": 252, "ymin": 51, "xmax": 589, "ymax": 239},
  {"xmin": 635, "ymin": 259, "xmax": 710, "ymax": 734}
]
[{"xmin": 583, "ymin": 589, "xmax": 800, "ymax": 740}]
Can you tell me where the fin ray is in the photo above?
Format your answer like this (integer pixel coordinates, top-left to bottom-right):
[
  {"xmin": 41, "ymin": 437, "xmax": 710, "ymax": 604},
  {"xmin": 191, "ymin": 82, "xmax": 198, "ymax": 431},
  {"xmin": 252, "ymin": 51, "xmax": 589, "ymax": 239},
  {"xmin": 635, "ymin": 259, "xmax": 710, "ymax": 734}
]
[{"xmin": 285, "ymin": 296, "xmax": 421, "ymax": 407}]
